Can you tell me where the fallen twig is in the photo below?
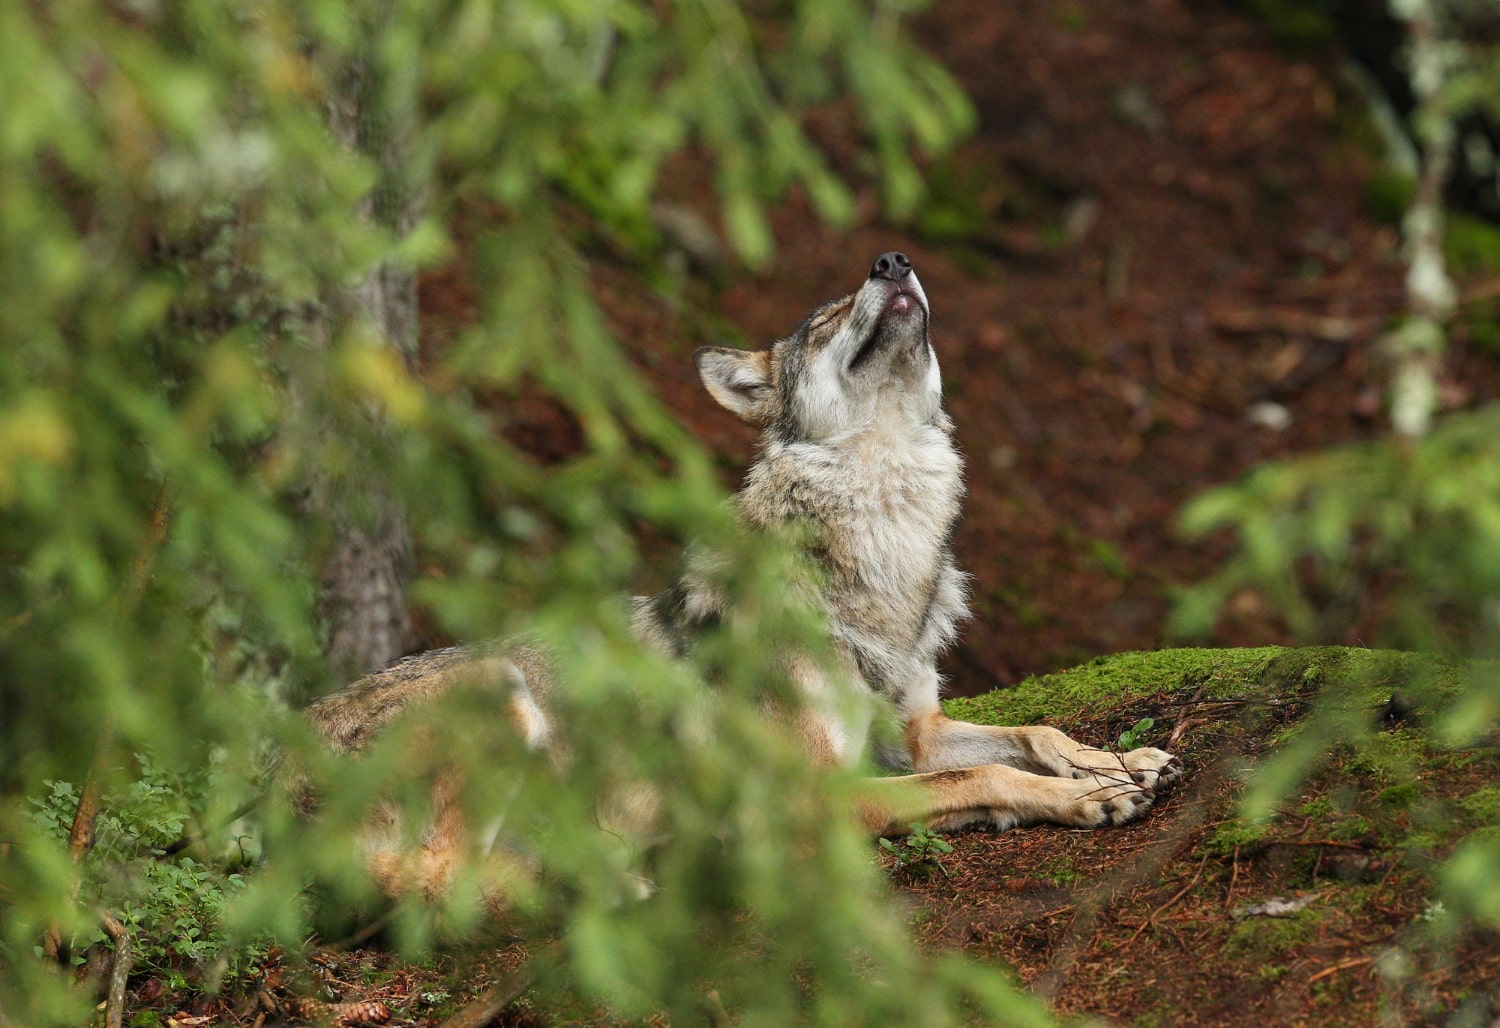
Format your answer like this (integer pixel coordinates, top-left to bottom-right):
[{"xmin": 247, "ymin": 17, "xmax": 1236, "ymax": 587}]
[
  {"xmin": 1164, "ymin": 681, "xmax": 1210, "ymax": 751},
  {"xmin": 1307, "ymin": 955, "xmax": 1374, "ymax": 983},
  {"xmin": 1152, "ymin": 696, "xmax": 1309, "ymax": 708},
  {"xmin": 1166, "ymin": 716, "xmax": 1210, "ymax": 751},
  {"xmin": 1121, "ymin": 850, "xmax": 1211, "ymax": 950},
  {"xmin": 1209, "ymin": 306, "xmax": 1360, "ymax": 342},
  {"xmin": 100, "ymin": 912, "xmax": 132, "ymax": 1028},
  {"xmin": 42, "ymin": 748, "xmax": 108, "ymax": 962},
  {"xmin": 1223, "ymin": 845, "xmax": 1241, "ymax": 912},
  {"xmin": 440, "ymin": 943, "xmax": 557, "ymax": 1028}
]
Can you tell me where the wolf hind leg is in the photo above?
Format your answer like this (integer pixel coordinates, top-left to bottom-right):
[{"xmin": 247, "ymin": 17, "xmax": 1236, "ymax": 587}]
[
  {"xmin": 862, "ymin": 763, "xmax": 1155, "ymax": 838},
  {"xmin": 905, "ymin": 710, "xmax": 1181, "ymax": 791}
]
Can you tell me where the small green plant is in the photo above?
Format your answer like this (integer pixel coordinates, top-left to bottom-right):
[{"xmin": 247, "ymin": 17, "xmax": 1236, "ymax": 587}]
[
  {"xmin": 879, "ymin": 823, "xmax": 955, "ymax": 879},
  {"xmin": 1030, "ymin": 854, "xmax": 1083, "ymax": 886},
  {"xmin": 1118, "ymin": 717, "xmax": 1155, "ymax": 750},
  {"xmin": 27, "ymin": 753, "xmax": 273, "ymax": 984},
  {"xmin": 1296, "ymin": 795, "xmax": 1336, "ymax": 818}
]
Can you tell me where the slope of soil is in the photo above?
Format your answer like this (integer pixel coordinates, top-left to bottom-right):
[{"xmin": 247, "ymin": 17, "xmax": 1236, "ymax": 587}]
[
  {"xmin": 146, "ymin": 649, "xmax": 1500, "ymax": 1025},
  {"xmin": 452, "ymin": 0, "xmax": 1500, "ymax": 696},
  {"xmin": 918, "ymin": 647, "xmax": 1500, "ymax": 1025}
]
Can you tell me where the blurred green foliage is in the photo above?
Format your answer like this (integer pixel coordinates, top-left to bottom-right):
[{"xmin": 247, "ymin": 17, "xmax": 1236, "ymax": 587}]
[
  {"xmin": 1174, "ymin": 0, "xmax": 1500, "ymax": 938},
  {"xmin": 1175, "ymin": 408, "xmax": 1500, "ymax": 653},
  {"xmin": 0, "ymin": 1, "xmax": 1054, "ymax": 1024},
  {"xmin": 1231, "ymin": 0, "xmax": 1335, "ymax": 52},
  {"xmin": 1365, "ymin": 166, "xmax": 1417, "ymax": 226},
  {"xmin": 1175, "ymin": 404, "xmax": 1500, "ymax": 925},
  {"xmin": 1443, "ymin": 212, "xmax": 1500, "ymax": 276}
]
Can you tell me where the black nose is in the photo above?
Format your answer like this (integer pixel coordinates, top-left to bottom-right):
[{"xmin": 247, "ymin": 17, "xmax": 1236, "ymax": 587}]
[{"xmin": 870, "ymin": 251, "xmax": 912, "ymax": 282}]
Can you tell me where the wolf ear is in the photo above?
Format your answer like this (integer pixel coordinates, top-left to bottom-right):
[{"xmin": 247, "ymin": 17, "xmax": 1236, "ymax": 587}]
[{"xmin": 694, "ymin": 346, "xmax": 772, "ymax": 425}]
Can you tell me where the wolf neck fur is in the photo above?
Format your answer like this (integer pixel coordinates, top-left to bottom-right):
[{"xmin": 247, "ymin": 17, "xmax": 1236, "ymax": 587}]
[{"xmin": 649, "ymin": 392, "xmax": 968, "ymax": 702}]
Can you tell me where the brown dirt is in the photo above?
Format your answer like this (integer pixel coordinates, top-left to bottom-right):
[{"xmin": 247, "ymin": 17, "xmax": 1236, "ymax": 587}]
[
  {"xmin": 425, "ymin": 2, "xmax": 1500, "ymax": 1021},
  {"xmin": 888, "ymin": 731, "xmax": 1500, "ymax": 1027},
  {"xmin": 157, "ymin": 661, "xmax": 1500, "ymax": 1027},
  {"xmin": 421, "ymin": 0, "xmax": 1500, "ymax": 695}
]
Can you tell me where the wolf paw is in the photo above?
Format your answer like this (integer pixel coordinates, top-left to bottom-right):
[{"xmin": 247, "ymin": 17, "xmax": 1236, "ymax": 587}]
[
  {"xmin": 1065, "ymin": 777, "xmax": 1154, "ymax": 827},
  {"xmin": 1123, "ymin": 747, "xmax": 1181, "ymax": 790},
  {"xmin": 1065, "ymin": 747, "xmax": 1181, "ymax": 792}
]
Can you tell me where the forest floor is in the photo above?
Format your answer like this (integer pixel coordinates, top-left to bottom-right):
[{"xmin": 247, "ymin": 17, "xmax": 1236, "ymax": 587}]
[
  {"xmin": 909, "ymin": 647, "xmax": 1500, "ymax": 1026},
  {"xmin": 130, "ymin": 0, "xmax": 1500, "ymax": 1023},
  {"xmin": 178, "ymin": 649, "xmax": 1500, "ymax": 1027}
]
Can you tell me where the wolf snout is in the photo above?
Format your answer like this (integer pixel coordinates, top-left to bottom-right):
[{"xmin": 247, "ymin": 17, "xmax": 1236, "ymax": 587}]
[{"xmin": 870, "ymin": 251, "xmax": 912, "ymax": 282}]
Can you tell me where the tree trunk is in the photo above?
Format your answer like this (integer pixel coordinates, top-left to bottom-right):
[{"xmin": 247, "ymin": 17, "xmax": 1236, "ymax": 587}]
[
  {"xmin": 313, "ymin": 9, "xmax": 421, "ymax": 682},
  {"xmin": 1387, "ymin": 0, "xmax": 1456, "ymax": 440}
]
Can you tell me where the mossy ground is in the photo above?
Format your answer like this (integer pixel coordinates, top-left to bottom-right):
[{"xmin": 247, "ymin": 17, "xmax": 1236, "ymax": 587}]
[
  {"xmin": 942, "ymin": 645, "xmax": 1465, "ymax": 730},
  {"xmin": 888, "ymin": 646, "xmax": 1500, "ymax": 1025}
]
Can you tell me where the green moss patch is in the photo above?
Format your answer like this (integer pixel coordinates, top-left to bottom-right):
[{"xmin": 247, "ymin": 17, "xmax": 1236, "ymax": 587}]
[
  {"xmin": 942, "ymin": 646, "xmax": 1463, "ymax": 729},
  {"xmin": 1223, "ymin": 906, "xmax": 1324, "ymax": 961},
  {"xmin": 1457, "ymin": 785, "xmax": 1500, "ymax": 826}
]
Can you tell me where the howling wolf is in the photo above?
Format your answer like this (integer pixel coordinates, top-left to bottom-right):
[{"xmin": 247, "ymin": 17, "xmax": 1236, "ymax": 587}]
[{"xmin": 304, "ymin": 252, "xmax": 1181, "ymax": 900}]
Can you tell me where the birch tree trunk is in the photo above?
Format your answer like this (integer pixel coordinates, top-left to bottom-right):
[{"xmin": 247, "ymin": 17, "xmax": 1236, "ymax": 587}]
[{"xmin": 1387, "ymin": 0, "xmax": 1457, "ymax": 440}]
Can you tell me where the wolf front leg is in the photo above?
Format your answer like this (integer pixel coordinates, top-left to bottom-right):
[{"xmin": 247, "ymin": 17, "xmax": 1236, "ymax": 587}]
[
  {"xmin": 904, "ymin": 708, "xmax": 1182, "ymax": 791},
  {"xmin": 860, "ymin": 763, "xmax": 1156, "ymax": 836}
]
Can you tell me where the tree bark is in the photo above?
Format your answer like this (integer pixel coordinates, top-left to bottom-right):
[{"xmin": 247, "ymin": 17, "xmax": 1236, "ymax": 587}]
[
  {"xmin": 1387, "ymin": 0, "xmax": 1456, "ymax": 440},
  {"xmin": 312, "ymin": 8, "xmax": 422, "ymax": 682}
]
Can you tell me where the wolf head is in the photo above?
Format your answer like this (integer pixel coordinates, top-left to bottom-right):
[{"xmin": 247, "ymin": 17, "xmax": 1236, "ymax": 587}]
[{"xmin": 694, "ymin": 252, "xmax": 943, "ymax": 442}]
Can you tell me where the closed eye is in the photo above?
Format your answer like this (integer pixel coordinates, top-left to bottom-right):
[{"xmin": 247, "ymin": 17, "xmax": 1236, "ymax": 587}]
[{"xmin": 803, "ymin": 299, "xmax": 851, "ymax": 340}]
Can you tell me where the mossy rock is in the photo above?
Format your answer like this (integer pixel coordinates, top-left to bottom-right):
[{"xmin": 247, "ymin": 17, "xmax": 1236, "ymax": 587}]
[{"xmin": 943, "ymin": 646, "xmax": 1469, "ymax": 729}]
